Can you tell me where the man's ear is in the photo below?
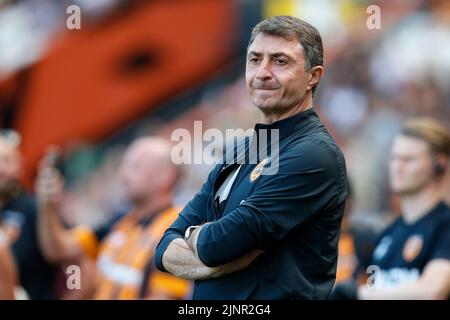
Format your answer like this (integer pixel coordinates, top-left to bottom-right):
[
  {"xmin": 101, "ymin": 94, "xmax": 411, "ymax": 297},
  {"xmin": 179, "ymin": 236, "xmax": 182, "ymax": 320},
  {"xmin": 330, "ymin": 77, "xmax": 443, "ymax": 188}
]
[
  {"xmin": 435, "ymin": 154, "xmax": 448, "ymax": 176},
  {"xmin": 307, "ymin": 66, "xmax": 324, "ymax": 91}
]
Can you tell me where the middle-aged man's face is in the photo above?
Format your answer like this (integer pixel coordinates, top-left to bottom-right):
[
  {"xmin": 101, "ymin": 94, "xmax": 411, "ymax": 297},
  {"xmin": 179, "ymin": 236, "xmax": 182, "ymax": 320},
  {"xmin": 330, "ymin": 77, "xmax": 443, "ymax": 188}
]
[
  {"xmin": 246, "ymin": 33, "xmax": 311, "ymax": 115},
  {"xmin": 0, "ymin": 139, "xmax": 21, "ymax": 196},
  {"xmin": 119, "ymin": 140, "xmax": 173, "ymax": 205},
  {"xmin": 120, "ymin": 143, "xmax": 160, "ymax": 204},
  {"xmin": 390, "ymin": 135, "xmax": 436, "ymax": 195}
]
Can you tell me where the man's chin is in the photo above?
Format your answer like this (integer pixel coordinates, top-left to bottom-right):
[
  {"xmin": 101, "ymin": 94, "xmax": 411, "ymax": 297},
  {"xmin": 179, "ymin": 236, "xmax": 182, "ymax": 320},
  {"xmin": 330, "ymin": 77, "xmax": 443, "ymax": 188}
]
[
  {"xmin": 253, "ymin": 100, "xmax": 278, "ymax": 112},
  {"xmin": 392, "ymin": 185, "xmax": 422, "ymax": 197}
]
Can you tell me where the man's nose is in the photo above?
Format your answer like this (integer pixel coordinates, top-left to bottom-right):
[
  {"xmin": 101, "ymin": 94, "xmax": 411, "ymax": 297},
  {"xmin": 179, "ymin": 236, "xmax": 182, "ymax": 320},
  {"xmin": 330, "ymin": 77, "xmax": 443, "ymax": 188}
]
[
  {"xmin": 255, "ymin": 59, "xmax": 272, "ymax": 81},
  {"xmin": 391, "ymin": 160, "xmax": 405, "ymax": 172}
]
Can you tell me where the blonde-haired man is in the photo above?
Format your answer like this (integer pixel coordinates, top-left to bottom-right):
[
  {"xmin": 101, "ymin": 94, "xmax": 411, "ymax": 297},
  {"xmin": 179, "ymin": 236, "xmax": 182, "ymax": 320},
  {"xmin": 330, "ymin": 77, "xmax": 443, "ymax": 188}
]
[{"xmin": 333, "ymin": 118, "xmax": 450, "ymax": 299}]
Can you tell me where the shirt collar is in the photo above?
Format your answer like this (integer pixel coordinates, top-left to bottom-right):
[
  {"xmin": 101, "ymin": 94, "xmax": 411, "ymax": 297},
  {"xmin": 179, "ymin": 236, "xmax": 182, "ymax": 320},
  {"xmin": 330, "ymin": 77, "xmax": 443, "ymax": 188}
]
[
  {"xmin": 253, "ymin": 108, "xmax": 319, "ymax": 140},
  {"xmin": 401, "ymin": 201, "xmax": 448, "ymax": 226},
  {"xmin": 224, "ymin": 108, "xmax": 320, "ymax": 167}
]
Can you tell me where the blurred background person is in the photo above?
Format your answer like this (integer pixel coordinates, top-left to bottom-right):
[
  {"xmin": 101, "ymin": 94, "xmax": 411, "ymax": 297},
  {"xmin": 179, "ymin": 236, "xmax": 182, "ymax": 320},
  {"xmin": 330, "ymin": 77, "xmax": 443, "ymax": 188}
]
[
  {"xmin": 333, "ymin": 118, "xmax": 450, "ymax": 299},
  {"xmin": 35, "ymin": 137, "xmax": 191, "ymax": 299},
  {"xmin": 0, "ymin": 131, "xmax": 58, "ymax": 299}
]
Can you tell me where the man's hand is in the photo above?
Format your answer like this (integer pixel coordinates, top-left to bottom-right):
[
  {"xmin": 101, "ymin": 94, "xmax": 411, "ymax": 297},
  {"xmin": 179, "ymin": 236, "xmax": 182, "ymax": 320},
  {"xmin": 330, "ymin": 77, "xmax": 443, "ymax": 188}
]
[
  {"xmin": 184, "ymin": 224, "xmax": 207, "ymax": 259},
  {"xmin": 35, "ymin": 150, "xmax": 65, "ymax": 210},
  {"xmin": 162, "ymin": 238, "xmax": 263, "ymax": 280},
  {"xmin": 36, "ymin": 167, "xmax": 64, "ymax": 207},
  {"xmin": 212, "ymin": 249, "xmax": 264, "ymax": 278}
]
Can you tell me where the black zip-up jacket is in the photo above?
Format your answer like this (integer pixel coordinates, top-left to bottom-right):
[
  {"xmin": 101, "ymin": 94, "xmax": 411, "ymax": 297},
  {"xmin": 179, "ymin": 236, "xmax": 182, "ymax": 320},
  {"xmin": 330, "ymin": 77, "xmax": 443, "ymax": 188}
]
[{"xmin": 155, "ymin": 108, "xmax": 348, "ymax": 299}]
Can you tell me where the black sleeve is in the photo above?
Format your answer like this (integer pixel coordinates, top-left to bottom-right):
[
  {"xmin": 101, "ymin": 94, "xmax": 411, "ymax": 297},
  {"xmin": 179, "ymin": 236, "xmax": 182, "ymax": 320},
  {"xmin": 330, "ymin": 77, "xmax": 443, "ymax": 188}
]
[
  {"xmin": 154, "ymin": 164, "xmax": 220, "ymax": 272},
  {"xmin": 195, "ymin": 140, "xmax": 347, "ymax": 267}
]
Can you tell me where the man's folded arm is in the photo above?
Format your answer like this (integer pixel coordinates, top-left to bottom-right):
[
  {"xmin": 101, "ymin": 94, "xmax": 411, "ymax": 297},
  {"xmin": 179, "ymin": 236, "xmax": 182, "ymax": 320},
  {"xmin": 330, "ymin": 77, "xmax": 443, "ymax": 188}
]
[
  {"xmin": 154, "ymin": 190, "xmax": 262, "ymax": 279},
  {"xmin": 194, "ymin": 142, "xmax": 346, "ymax": 267},
  {"xmin": 154, "ymin": 215, "xmax": 196, "ymax": 272},
  {"xmin": 161, "ymin": 237, "xmax": 262, "ymax": 280},
  {"xmin": 154, "ymin": 165, "xmax": 219, "ymax": 272},
  {"xmin": 155, "ymin": 162, "xmax": 264, "ymax": 279}
]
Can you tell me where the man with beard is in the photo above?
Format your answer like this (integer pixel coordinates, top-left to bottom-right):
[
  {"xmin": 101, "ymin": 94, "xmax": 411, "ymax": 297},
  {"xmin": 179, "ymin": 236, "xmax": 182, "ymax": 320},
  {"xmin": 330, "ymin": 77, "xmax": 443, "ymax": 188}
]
[
  {"xmin": 0, "ymin": 131, "xmax": 58, "ymax": 299},
  {"xmin": 36, "ymin": 137, "xmax": 190, "ymax": 299}
]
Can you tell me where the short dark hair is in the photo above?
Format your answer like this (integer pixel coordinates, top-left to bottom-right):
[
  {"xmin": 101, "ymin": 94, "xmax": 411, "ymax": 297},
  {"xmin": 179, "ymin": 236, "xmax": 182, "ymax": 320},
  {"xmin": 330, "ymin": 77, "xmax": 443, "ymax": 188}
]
[{"xmin": 248, "ymin": 16, "xmax": 324, "ymax": 94}]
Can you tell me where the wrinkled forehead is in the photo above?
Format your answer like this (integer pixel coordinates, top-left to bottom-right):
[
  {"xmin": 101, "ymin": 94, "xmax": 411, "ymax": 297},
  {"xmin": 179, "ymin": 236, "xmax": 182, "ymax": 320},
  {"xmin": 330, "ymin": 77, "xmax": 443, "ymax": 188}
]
[{"xmin": 247, "ymin": 33, "xmax": 304, "ymax": 58}]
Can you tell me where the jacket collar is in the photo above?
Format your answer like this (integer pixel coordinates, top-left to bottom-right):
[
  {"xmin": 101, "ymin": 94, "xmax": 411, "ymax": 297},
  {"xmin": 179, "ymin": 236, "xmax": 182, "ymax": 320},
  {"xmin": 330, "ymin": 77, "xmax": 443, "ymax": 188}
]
[{"xmin": 254, "ymin": 108, "xmax": 319, "ymax": 140}]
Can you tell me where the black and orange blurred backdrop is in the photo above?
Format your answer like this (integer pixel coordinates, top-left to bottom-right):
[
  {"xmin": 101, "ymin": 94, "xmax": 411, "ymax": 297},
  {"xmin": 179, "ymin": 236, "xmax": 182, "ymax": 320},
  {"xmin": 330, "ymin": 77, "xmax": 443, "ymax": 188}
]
[
  {"xmin": 0, "ymin": 0, "xmax": 449, "ymax": 218},
  {"xmin": 0, "ymin": 0, "xmax": 261, "ymax": 186}
]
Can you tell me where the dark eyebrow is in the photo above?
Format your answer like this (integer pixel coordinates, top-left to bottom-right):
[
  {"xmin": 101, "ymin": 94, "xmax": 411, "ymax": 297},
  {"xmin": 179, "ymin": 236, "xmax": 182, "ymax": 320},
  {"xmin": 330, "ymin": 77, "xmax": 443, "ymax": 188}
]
[
  {"xmin": 271, "ymin": 53, "xmax": 290, "ymax": 58},
  {"xmin": 247, "ymin": 51, "xmax": 261, "ymax": 57},
  {"xmin": 247, "ymin": 51, "xmax": 292, "ymax": 59}
]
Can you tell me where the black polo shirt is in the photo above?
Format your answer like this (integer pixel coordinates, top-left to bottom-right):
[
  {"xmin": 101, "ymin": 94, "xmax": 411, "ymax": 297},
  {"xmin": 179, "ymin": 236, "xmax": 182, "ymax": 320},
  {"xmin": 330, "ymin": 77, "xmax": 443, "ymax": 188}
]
[
  {"xmin": 369, "ymin": 201, "xmax": 450, "ymax": 289},
  {"xmin": 155, "ymin": 108, "xmax": 348, "ymax": 299}
]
